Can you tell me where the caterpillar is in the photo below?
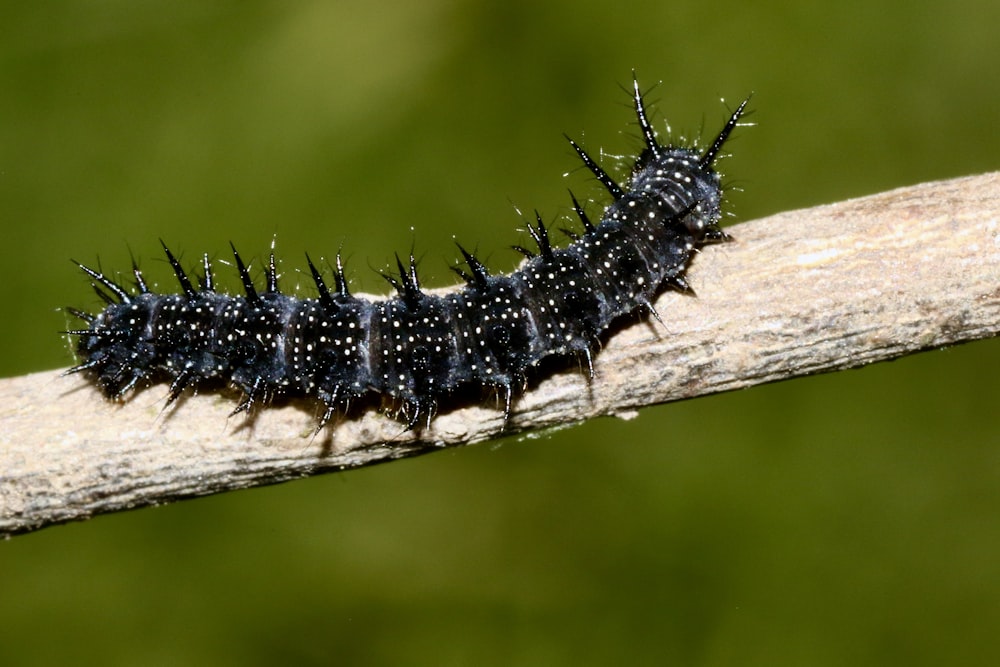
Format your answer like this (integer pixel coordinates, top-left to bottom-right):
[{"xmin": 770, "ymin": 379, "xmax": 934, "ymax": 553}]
[{"xmin": 65, "ymin": 78, "xmax": 749, "ymax": 430}]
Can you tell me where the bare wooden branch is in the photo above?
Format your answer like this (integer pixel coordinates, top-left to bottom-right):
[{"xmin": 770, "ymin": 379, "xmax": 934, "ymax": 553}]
[{"xmin": 2, "ymin": 172, "xmax": 999, "ymax": 537}]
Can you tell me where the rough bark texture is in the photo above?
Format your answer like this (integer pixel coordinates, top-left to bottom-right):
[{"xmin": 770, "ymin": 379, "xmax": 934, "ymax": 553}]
[{"xmin": 2, "ymin": 172, "xmax": 999, "ymax": 537}]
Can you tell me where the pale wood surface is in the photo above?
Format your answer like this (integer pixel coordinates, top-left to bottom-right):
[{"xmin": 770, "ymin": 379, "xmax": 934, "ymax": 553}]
[{"xmin": 2, "ymin": 172, "xmax": 999, "ymax": 537}]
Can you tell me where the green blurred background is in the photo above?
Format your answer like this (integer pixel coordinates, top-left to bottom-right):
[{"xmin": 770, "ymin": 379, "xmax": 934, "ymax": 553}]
[{"xmin": 3, "ymin": 1, "xmax": 1000, "ymax": 664}]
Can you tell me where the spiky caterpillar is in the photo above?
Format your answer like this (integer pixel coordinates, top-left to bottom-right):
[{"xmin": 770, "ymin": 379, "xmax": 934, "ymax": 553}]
[{"xmin": 65, "ymin": 79, "xmax": 748, "ymax": 429}]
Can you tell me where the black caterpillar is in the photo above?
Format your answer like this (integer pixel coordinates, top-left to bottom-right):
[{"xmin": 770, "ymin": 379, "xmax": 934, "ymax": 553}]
[{"xmin": 65, "ymin": 79, "xmax": 748, "ymax": 429}]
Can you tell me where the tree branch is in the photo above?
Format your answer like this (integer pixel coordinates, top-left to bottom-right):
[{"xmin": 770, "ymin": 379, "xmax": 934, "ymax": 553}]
[{"xmin": 2, "ymin": 172, "xmax": 999, "ymax": 537}]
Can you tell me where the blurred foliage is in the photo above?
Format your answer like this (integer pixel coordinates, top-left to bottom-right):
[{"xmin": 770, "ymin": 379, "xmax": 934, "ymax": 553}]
[{"xmin": 2, "ymin": 1, "xmax": 1000, "ymax": 665}]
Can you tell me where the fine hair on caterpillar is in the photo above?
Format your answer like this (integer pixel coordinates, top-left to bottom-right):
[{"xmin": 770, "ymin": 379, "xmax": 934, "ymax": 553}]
[{"xmin": 65, "ymin": 77, "xmax": 750, "ymax": 431}]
